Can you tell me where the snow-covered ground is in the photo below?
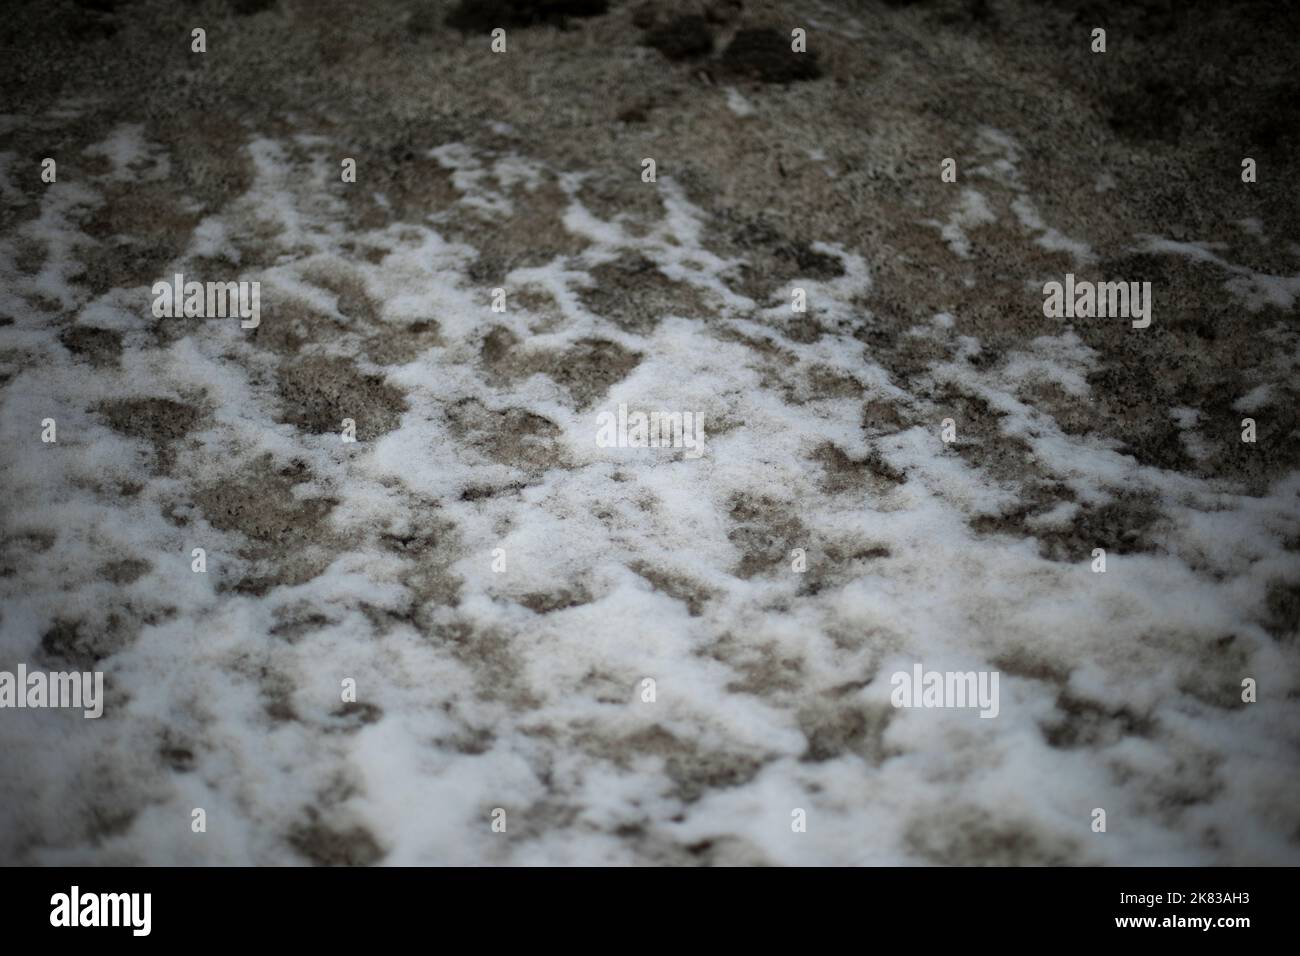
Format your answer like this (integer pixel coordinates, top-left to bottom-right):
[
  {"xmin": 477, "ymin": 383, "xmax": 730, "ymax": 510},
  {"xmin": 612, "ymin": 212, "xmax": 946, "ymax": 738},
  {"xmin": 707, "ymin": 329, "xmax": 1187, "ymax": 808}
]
[{"xmin": 1, "ymin": 0, "xmax": 1298, "ymax": 865}]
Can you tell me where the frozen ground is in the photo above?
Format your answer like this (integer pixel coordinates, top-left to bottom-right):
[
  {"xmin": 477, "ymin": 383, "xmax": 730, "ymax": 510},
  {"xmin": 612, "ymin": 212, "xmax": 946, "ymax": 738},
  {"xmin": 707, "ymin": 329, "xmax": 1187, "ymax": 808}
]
[{"xmin": 1, "ymin": 0, "xmax": 1298, "ymax": 865}]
